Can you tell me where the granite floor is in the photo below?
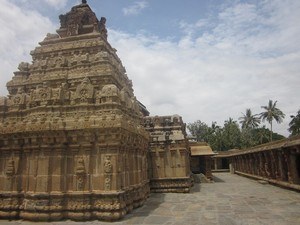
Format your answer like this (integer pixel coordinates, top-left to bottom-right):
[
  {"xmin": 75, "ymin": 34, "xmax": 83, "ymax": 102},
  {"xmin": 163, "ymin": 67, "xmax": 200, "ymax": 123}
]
[{"xmin": 1, "ymin": 173, "xmax": 299, "ymax": 225}]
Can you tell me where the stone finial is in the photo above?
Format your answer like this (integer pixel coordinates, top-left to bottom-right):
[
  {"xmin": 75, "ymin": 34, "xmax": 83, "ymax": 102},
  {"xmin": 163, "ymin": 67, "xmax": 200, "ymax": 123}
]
[{"xmin": 82, "ymin": 0, "xmax": 87, "ymax": 4}]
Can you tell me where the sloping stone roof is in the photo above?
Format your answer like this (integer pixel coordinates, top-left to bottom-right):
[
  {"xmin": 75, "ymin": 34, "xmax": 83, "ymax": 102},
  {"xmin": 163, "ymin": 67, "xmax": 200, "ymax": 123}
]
[{"xmin": 190, "ymin": 142, "xmax": 216, "ymax": 156}]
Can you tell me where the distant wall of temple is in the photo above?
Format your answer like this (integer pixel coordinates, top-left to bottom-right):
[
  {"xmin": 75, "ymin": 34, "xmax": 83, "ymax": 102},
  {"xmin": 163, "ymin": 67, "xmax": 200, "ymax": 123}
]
[
  {"xmin": 228, "ymin": 136, "xmax": 300, "ymax": 191},
  {"xmin": 144, "ymin": 115, "xmax": 192, "ymax": 193}
]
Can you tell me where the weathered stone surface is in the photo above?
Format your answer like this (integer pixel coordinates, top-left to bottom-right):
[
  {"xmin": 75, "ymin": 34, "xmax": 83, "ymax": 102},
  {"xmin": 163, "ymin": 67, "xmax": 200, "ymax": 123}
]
[
  {"xmin": 0, "ymin": 1, "xmax": 149, "ymax": 221},
  {"xmin": 144, "ymin": 115, "xmax": 192, "ymax": 193},
  {"xmin": 215, "ymin": 136, "xmax": 300, "ymax": 191}
]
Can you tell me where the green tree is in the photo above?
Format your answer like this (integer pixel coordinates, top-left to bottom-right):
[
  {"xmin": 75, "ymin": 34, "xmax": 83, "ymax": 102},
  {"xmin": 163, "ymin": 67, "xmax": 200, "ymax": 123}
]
[
  {"xmin": 187, "ymin": 120, "xmax": 209, "ymax": 142},
  {"xmin": 260, "ymin": 100, "xmax": 285, "ymax": 141},
  {"xmin": 288, "ymin": 109, "xmax": 300, "ymax": 136},
  {"xmin": 239, "ymin": 109, "xmax": 260, "ymax": 148},
  {"xmin": 252, "ymin": 126, "xmax": 285, "ymax": 144},
  {"xmin": 206, "ymin": 122, "xmax": 223, "ymax": 151},
  {"xmin": 239, "ymin": 108, "xmax": 260, "ymax": 129},
  {"xmin": 221, "ymin": 118, "xmax": 241, "ymax": 150}
]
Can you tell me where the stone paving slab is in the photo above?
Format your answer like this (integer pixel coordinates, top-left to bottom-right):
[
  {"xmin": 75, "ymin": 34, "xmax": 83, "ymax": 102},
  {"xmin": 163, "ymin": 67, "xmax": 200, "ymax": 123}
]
[{"xmin": 1, "ymin": 173, "xmax": 300, "ymax": 225}]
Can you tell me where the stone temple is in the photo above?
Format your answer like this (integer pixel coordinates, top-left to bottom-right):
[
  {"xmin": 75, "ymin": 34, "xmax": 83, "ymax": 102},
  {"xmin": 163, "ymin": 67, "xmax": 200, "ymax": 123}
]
[{"xmin": 0, "ymin": 1, "xmax": 191, "ymax": 221}]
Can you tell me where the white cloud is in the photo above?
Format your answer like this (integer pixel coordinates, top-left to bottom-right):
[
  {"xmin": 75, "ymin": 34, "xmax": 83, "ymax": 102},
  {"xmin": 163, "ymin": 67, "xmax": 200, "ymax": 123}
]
[
  {"xmin": 123, "ymin": 1, "xmax": 148, "ymax": 16},
  {"xmin": 0, "ymin": 0, "xmax": 56, "ymax": 95},
  {"xmin": 109, "ymin": 0, "xmax": 300, "ymax": 137},
  {"xmin": 16, "ymin": 0, "xmax": 69, "ymax": 9},
  {"xmin": 43, "ymin": 0, "xmax": 68, "ymax": 9}
]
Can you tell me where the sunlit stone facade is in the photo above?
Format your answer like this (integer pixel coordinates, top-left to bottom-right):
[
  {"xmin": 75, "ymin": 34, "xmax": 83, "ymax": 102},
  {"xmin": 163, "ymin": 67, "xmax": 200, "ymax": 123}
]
[
  {"xmin": 144, "ymin": 115, "xmax": 192, "ymax": 193},
  {"xmin": 0, "ymin": 2, "xmax": 150, "ymax": 221}
]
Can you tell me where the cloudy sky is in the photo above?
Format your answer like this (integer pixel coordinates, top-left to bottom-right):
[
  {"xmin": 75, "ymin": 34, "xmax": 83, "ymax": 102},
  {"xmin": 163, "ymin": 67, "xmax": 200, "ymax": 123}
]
[{"xmin": 0, "ymin": 0, "xmax": 299, "ymax": 137}]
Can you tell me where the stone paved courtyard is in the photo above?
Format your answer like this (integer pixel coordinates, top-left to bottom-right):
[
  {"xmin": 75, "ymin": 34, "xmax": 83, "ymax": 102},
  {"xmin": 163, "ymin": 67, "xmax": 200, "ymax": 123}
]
[{"xmin": 1, "ymin": 173, "xmax": 299, "ymax": 225}]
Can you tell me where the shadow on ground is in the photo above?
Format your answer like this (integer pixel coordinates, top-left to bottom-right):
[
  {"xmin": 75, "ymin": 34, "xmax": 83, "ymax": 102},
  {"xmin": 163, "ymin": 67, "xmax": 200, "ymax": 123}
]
[
  {"xmin": 120, "ymin": 193, "xmax": 165, "ymax": 223},
  {"xmin": 213, "ymin": 175, "xmax": 225, "ymax": 182},
  {"xmin": 190, "ymin": 183, "xmax": 201, "ymax": 193}
]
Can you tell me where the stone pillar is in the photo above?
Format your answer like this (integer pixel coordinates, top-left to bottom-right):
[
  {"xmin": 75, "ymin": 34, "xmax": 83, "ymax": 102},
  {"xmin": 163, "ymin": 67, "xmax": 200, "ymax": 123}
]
[
  {"xmin": 284, "ymin": 151, "xmax": 293, "ymax": 183},
  {"xmin": 229, "ymin": 163, "xmax": 234, "ymax": 174},
  {"xmin": 263, "ymin": 152, "xmax": 271, "ymax": 179},
  {"xmin": 214, "ymin": 158, "xmax": 217, "ymax": 170},
  {"xmin": 290, "ymin": 151, "xmax": 300, "ymax": 184},
  {"xmin": 278, "ymin": 150, "xmax": 288, "ymax": 181},
  {"xmin": 258, "ymin": 152, "xmax": 265, "ymax": 177}
]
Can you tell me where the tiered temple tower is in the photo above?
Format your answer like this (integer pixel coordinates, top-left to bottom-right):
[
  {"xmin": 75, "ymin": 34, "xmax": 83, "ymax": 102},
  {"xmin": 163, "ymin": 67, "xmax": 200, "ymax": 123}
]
[{"xmin": 0, "ymin": 1, "xmax": 149, "ymax": 221}]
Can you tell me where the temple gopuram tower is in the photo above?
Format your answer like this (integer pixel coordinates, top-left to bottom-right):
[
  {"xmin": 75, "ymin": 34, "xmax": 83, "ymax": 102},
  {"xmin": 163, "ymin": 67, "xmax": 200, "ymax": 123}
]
[{"xmin": 0, "ymin": 1, "xmax": 149, "ymax": 221}]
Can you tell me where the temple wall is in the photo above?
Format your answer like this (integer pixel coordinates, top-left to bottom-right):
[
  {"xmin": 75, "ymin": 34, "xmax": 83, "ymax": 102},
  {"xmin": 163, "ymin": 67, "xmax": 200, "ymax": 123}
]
[
  {"xmin": 0, "ymin": 129, "xmax": 149, "ymax": 221},
  {"xmin": 144, "ymin": 115, "xmax": 191, "ymax": 193}
]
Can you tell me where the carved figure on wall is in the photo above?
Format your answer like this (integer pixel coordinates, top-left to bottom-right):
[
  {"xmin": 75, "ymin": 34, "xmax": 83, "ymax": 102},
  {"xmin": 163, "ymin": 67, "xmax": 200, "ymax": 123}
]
[
  {"xmin": 11, "ymin": 87, "xmax": 26, "ymax": 105},
  {"xmin": 6, "ymin": 159, "xmax": 15, "ymax": 176},
  {"xmin": 93, "ymin": 51, "xmax": 108, "ymax": 61},
  {"xmin": 98, "ymin": 17, "xmax": 107, "ymax": 39},
  {"xmin": 76, "ymin": 157, "xmax": 85, "ymax": 175},
  {"xmin": 105, "ymin": 177, "xmax": 111, "ymax": 191},
  {"xmin": 104, "ymin": 155, "xmax": 113, "ymax": 173},
  {"xmin": 75, "ymin": 77, "xmax": 94, "ymax": 103},
  {"xmin": 101, "ymin": 84, "xmax": 120, "ymax": 103},
  {"xmin": 59, "ymin": 14, "xmax": 67, "ymax": 28},
  {"xmin": 18, "ymin": 62, "xmax": 30, "ymax": 72},
  {"xmin": 67, "ymin": 23, "xmax": 79, "ymax": 36},
  {"xmin": 38, "ymin": 82, "xmax": 51, "ymax": 105},
  {"xmin": 77, "ymin": 177, "xmax": 84, "ymax": 190}
]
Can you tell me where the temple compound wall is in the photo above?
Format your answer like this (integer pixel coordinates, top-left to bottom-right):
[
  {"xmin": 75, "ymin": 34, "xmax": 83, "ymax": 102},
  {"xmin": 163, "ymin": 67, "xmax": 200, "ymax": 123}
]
[
  {"xmin": 228, "ymin": 136, "xmax": 300, "ymax": 191},
  {"xmin": 144, "ymin": 115, "xmax": 192, "ymax": 193},
  {"xmin": 0, "ymin": 2, "xmax": 150, "ymax": 221}
]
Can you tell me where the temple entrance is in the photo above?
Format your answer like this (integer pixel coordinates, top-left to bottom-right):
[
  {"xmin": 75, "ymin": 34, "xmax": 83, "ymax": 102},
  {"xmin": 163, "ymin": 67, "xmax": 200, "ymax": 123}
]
[
  {"xmin": 295, "ymin": 154, "xmax": 300, "ymax": 184},
  {"xmin": 222, "ymin": 158, "xmax": 229, "ymax": 169}
]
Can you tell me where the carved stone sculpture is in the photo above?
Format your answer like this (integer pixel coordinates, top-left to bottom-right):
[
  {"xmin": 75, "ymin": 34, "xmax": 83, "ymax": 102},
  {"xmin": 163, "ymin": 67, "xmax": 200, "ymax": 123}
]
[{"xmin": 0, "ymin": 1, "xmax": 149, "ymax": 221}]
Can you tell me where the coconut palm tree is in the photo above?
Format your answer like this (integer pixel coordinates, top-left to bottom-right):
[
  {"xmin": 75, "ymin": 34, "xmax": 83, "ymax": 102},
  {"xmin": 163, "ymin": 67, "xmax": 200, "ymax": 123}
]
[
  {"xmin": 260, "ymin": 100, "xmax": 285, "ymax": 141},
  {"xmin": 239, "ymin": 108, "xmax": 260, "ymax": 129},
  {"xmin": 288, "ymin": 109, "xmax": 300, "ymax": 136}
]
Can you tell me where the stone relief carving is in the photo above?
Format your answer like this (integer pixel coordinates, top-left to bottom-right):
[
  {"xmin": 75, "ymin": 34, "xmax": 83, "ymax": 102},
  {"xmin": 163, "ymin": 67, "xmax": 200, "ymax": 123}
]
[
  {"xmin": 101, "ymin": 84, "xmax": 120, "ymax": 103},
  {"xmin": 73, "ymin": 77, "xmax": 94, "ymax": 104},
  {"xmin": 5, "ymin": 159, "xmax": 15, "ymax": 176},
  {"xmin": 99, "ymin": 17, "xmax": 108, "ymax": 40},
  {"xmin": 104, "ymin": 155, "xmax": 113, "ymax": 173},
  {"xmin": 10, "ymin": 87, "xmax": 27, "ymax": 107},
  {"xmin": 76, "ymin": 157, "xmax": 86, "ymax": 190},
  {"xmin": 0, "ymin": 0, "xmax": 154, "ymax": 222},
  {"xmin": 18, "ymin": 62, "xmax": 30, "ymax": 72}
]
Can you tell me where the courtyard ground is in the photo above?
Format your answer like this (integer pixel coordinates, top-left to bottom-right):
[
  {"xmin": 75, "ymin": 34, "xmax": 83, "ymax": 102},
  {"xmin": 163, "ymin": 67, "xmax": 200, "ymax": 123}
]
[{"xmin": 1, "ymin": 173, "xmax": 299, "ymax": 225}]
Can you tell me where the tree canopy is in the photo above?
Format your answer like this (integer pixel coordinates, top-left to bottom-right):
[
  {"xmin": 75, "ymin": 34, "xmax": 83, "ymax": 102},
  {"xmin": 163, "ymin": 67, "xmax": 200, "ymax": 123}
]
[
  {"xmin": 239, "ymin": 108, "xmax": 260, "ymax": 129},
  {"xmin": 288, "ymin": 109, "xmax": 300, "ymax": 136},
  {"xmin": 260, "ymin": 100, "xmax": 285, "ymax": 141}
]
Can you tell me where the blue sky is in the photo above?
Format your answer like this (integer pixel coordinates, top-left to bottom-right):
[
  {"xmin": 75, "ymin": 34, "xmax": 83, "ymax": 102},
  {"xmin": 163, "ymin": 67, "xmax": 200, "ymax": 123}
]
[{"xmin": 1, "ymin": 0, "xmax": 300, "ymax": 137}]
